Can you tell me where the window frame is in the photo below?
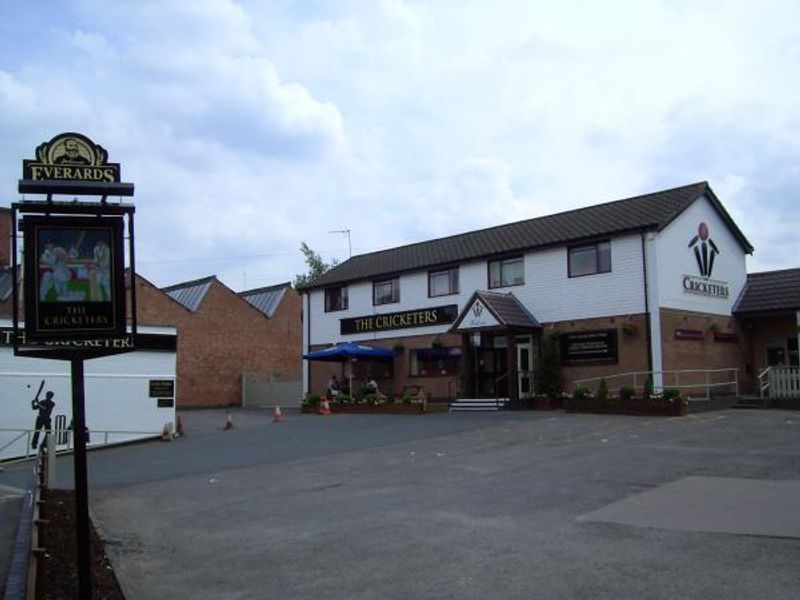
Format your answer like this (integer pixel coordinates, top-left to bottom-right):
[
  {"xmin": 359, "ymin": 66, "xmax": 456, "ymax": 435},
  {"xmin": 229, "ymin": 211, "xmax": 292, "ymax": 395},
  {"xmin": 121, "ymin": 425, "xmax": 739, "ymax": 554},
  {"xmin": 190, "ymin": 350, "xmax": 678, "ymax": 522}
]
[
  {"xmin": 324, "ymin": 285, "xmax": 349, "ymax": 313},
  {"xmin": 409, "ymin": 347, "xmax": 462, "ymax": 377},
  {"xmin": 427, "ymin": 266, "xmax": 460, "ymax": 298},
  {"xmin": 372, "ymin": 277, "xmax": 400, "ymax": 306},
  {"xmin": 567, "ymin": 240, "xmax": 612, "ymax": 278},
  {"xmin": 487, "ymin": 256, "xmax": 524, "ymax": 289}
]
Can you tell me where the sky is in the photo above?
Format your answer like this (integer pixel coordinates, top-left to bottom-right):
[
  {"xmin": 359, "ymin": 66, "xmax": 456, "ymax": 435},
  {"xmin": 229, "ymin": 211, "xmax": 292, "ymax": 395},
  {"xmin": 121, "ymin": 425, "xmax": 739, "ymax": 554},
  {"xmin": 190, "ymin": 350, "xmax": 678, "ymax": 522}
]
[{"xmin": 1, "ymin": 0, "xmax": 798, "ymax": 291}]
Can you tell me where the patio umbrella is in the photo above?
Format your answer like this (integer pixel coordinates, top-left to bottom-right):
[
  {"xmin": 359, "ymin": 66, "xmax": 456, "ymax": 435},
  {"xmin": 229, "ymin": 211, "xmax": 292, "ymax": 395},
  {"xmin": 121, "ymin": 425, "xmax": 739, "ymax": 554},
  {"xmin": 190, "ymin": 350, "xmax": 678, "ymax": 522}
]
[{"xmin": 303, "ymin": 342, "xmax": 395, "ymax": 394}]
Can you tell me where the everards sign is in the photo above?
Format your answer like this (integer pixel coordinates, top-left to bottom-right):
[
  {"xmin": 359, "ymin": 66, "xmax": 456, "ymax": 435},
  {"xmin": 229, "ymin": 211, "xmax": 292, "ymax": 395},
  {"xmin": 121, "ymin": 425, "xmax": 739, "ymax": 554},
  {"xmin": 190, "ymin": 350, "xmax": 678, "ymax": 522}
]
[{"xmin": 22, "ymin": 132, "xmax": 121, "ymax": 183}]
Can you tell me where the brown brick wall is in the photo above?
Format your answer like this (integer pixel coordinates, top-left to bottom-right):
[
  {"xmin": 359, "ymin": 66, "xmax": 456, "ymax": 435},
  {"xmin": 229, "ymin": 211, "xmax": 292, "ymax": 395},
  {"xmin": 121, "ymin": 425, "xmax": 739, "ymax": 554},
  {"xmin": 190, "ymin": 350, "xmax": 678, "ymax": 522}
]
[
  {"xmin": 547, "ymin": 313, "xmax": 651, "ymax": 393},
  {"xmin": 135, "ymin": 275, "xmax": 302, "ymax": 407},
  {"xmin": 659, "ymin": 307, "xmax": 752, "ymax": 393},
  {"xmin": 739, "ymin": 312, "xmax": 797, "ymax": 370}
]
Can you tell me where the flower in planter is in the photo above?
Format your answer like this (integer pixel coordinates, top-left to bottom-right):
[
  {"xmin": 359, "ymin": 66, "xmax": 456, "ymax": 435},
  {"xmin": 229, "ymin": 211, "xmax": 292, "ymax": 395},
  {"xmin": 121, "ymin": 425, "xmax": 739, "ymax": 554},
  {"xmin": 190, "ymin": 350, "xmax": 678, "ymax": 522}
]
[
  {"xmin": 573, "ymin": 385, "xmax": 593, "ymax": 400},
  {"xmin": 619, "ymin": 385, "xmax": 635, "ymax": 401}
]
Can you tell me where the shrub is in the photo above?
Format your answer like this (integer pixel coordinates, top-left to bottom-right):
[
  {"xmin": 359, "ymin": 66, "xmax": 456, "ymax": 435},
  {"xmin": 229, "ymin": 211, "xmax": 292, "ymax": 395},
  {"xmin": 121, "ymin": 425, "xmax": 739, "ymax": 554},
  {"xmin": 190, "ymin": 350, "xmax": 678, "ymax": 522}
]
[
  {"xmin": 619, "ymin": 385, "xmax": 635, "ymax": 401},
  {"xmin": 597, "ymin": 378, "xmax": 609, "ymax": 401},
  {"xmin": 304, "ymin": 393, "xmax": 320, "ymax": 407},
  {"xmin": 365, "ymin": 394, "xmax": 377, "ymax": 405},
  {"xmin": 643, "ymin": 375, "xmax": 654, "ymax": 401},
  {"xmin": 662, "ymin": 388, "xmax": 682, "ymax": 401},
  {"xmin": 535, "ymin": 338, "xmax": 563, "ymax": 399},
  {"xmin": 573, "ymin": 385, "xmax": 592, "ymax": 400},
  {"xmin": 402, "ymin": 392, "xmax": 413, "ymax": 405}
]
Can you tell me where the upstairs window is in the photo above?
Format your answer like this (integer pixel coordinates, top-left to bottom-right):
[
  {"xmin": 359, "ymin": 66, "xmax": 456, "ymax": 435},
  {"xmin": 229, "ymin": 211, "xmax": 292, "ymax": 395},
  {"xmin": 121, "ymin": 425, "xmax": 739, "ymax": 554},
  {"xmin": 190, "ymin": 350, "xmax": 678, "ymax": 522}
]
[
  {"xmin": 428, "ymin": 267, "xmax": 459, "ymax": 297},
  {"xmin": 373, "ymin": 277, "xmax": 400, "ymax": 305},
  {"xmin": 489, "ymin": 257, "xmax": 524, "ymax": 288},
  {"xmin": 325, "ymin": 286, "xmax": 348, "ymax": 312},
  {"xmin": 568, "ymin": 241, "xmax": 611, "ymax": 277}
]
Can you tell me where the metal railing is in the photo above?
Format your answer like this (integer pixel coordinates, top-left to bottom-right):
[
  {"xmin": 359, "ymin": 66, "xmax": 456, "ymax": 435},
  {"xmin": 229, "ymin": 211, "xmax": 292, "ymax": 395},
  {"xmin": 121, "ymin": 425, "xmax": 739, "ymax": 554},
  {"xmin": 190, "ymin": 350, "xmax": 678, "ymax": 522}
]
[
  {"xmin": 0, "ymin": 427, "xmax": 165, "ymax": 463},
  {"xmin": 574, "ymin": 368, "xmax": 740, "ymax": 401}
]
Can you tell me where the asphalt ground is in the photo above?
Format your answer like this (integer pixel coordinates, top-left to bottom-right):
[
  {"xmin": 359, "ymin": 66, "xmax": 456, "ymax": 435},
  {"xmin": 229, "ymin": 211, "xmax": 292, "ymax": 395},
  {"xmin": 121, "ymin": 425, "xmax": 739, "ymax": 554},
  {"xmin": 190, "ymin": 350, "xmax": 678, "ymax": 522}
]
[{"xmin": 3, "ymin": 408, "xmax": 800, "ymax": 599}]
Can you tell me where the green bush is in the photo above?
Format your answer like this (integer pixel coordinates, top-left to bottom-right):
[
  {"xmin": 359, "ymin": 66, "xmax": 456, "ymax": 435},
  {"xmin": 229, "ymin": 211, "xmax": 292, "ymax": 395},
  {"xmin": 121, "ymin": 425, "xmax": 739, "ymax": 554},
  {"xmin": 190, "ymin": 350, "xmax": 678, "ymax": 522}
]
[
  {"xmin": 573, "ymin": 385, "xmax": 592, "ymax": 400},
  {"xmin": 662, "ymin": 388, "xmax": 682, "ymax": 401},
  {"xmin": 365, "ymin": 394, "xmax": 377, "ymax": 405},
  {"xmin": 597, "ymin": 378, "xmax": 609, "ymax": 401},
  {"xmin": 535, "ymin": 338, "xmax": 563, "ymax": 399},
  {"xmin": 304, "ymin": 393, "xmax": 320, "ymax": 407},
  {"xmin": 402, "ymin": 392, "xmax": 413, "ymax": 405},
  {"xmin": 643, "ymin": 375, "xmax": 654, "ymax": 400},
  {"xmin": 619, "ymin": 385, "xmax": 635, "ymax": 401}
]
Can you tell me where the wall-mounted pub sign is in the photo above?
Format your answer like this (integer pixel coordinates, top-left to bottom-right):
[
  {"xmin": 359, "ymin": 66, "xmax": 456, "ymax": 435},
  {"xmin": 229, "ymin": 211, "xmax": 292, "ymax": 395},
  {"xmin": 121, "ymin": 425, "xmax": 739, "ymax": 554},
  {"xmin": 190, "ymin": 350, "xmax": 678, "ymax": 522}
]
[
  {"xmin": 22, "ymin": 215, "xmax": 126, "ymax": 342},
  {"xmin": 560, "ymin": 329, "xmax": 618, "ymax": 366},
  {"xmin": 341, "ymin": 305, "xmax": 458, "ymax": 335}
]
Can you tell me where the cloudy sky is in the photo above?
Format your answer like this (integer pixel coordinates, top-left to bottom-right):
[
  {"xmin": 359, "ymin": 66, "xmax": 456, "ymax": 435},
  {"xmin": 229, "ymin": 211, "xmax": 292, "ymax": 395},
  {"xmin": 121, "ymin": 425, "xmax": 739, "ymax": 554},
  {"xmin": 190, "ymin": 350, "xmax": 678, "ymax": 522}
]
[{"xmin": 1, "ymin": 1, "xmax": 798, "ymax": 290}]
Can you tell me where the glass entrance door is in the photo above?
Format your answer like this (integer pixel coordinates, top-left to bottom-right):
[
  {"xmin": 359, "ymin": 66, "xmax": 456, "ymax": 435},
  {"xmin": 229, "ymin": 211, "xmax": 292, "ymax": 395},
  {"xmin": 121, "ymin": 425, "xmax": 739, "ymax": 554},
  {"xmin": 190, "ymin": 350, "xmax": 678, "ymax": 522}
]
[{"xmin": 516, "ymin": 336, "xmax": 533, "ymax": 399}]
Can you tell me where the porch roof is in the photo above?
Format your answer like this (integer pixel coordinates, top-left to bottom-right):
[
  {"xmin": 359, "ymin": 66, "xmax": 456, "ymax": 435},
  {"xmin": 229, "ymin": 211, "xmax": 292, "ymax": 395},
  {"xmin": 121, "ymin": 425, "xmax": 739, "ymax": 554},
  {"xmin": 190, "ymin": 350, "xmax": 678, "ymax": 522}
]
[
  {"xmin": 733, "ymin": 268, "xmax": 800, "ymax": 314},
  {"xmin": 451, "ymin": 290, "xmax": 541, "ymax": 331}
]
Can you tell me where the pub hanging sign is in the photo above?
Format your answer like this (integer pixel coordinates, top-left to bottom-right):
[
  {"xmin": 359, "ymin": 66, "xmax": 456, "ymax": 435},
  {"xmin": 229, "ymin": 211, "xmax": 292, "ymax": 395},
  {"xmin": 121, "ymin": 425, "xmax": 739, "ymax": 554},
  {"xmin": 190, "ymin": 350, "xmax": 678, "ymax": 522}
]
[
  {"xmin": 22, "ymin": 132, "xmax": 121, "ymax": 183},
  {"xmin": 22, "ymin": 216, "xmax": 126, "ymax": 342}
]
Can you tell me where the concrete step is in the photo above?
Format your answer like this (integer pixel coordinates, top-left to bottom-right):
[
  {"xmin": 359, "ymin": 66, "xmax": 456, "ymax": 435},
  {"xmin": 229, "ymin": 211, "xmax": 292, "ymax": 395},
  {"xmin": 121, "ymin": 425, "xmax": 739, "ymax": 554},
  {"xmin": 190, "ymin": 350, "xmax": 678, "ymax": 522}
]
[{"xmin": 449, "ymin": 398, "xmax": 508, "ymax": 412}]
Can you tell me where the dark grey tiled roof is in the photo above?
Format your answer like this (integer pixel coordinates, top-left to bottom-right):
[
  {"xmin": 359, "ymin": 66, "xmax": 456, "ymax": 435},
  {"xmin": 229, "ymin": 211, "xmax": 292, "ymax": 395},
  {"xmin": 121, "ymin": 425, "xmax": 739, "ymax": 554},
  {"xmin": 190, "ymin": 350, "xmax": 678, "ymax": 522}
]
[
  {"xmin": 162, "ymin": 275, "xmax": 215, "ymax": 312},
  {"xmin": 239, "ymin": 282, "xmax": 290, "ymax": 318},
  {"xmin": 733, "ymin": 268, "xmax": 800, "ymax": 314},
  {"xmin": 452, "ymin": 290, "xmax": 541, "ymax": 330},
  {"xmin": 303, "ymin": 182, "xmax": 753, "ymax": 290}
]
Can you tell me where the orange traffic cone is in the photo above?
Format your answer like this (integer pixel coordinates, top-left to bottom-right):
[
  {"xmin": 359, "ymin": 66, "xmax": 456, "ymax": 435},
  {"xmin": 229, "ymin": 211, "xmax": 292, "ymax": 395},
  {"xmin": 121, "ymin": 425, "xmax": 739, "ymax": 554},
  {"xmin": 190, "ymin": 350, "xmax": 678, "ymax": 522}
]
[
  {"xmin": 319, "ymin": 399, "xmax": 332, "ymax": 416},
  {"xmin": 224, "ymin": 410, "xmax": 234, "ymax": 430},
  {"xmin": 176, "ymin": 415, "xmax": 185, "ymax": 437},
  {"xmin": 272, "ymin": 406, "xmax": 285, "ymax": 423}
]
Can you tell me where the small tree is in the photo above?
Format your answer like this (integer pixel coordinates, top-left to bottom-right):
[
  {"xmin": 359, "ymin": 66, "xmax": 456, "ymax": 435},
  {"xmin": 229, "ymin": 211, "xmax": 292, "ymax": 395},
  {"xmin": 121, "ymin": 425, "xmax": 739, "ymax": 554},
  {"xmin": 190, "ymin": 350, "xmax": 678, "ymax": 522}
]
[
  {"xmin": 597, "ymin": 378, "xmax": 609, "ymax": 401},
  {"xmin": 643, "ymin": 375, "xmax": 654, "ymax": 401},
  {"xmin": 535, "ymin": 337, "xmax": 563, "ymax": 399},
  {"xmin": 293, "ymin": 242, "xmax": 339, "ymax": 289}
]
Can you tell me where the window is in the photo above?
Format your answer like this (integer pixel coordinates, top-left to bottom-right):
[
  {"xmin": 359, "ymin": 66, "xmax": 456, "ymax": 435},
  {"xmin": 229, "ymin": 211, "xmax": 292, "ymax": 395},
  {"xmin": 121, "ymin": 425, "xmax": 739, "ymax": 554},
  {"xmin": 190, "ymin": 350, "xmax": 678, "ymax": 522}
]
[
  {"xmin": 373, "ymin": 277, "xmax": 400, "ymax": 305},
  {"xmin": 324, "ymin": 286, "xmax": 348, "ymax": 312},
  {"xmin": 568, "ymin": 241, "xmax": 611, "ymax": 277},
  {"xmin": 428, "ymin": 267, "xmax": 459, "ymax": 297},
  {"xmin": 488, "ymin": 257, "xmax": 524, "ymax": 288},
  {"xmin": 410, "ymin": 347, "xmax": 462, "ymax": 376}
]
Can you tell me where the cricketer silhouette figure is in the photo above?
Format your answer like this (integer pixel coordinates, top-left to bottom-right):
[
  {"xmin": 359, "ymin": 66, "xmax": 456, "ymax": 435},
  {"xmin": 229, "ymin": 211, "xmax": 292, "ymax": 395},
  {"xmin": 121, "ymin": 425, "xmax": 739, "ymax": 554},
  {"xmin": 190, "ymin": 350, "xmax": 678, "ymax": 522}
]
[{"xmin": 30, "ymin": 380, "xmax": 56, "ymax": 450}]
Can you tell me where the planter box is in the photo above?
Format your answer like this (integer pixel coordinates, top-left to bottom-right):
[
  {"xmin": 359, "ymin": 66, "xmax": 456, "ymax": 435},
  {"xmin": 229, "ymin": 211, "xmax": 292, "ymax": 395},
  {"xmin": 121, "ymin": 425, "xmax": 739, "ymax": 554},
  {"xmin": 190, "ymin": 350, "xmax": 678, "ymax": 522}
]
[
  {"xmin": 301, "ymin": 402, "xmax": 426, "ymax": 415},
  {"xmin": 563, "ymin": 397, "xmax": 688, "ymax": 417}
]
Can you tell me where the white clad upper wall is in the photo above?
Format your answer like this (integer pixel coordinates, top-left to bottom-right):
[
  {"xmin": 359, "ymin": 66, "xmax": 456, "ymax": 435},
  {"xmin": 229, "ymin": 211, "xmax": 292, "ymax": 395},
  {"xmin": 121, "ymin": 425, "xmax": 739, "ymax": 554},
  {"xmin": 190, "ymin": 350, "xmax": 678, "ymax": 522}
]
[
  {"xmin": 308, "ymin": 233, "xmax": 648, "ymax": 345},
  {"xmin": 654, "ymin": 195, "xmax": 748, "ymax": 315}
]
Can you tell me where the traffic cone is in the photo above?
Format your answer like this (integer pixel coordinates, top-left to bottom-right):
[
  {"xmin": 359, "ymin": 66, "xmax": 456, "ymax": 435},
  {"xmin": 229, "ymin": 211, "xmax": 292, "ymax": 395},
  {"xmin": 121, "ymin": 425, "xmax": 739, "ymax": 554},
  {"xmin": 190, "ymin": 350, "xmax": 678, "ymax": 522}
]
[
  {"xmin": 224, "ymin": 410, "xmax": 234, "ymax": 430},
  {"xmin": 161, "ymin": 423, "xmax": 173, "ymax": 441},
  {"xmin": 176, "ymin": 415, "xmax": 185, "ymax": 437},
  {"xmin": 319, "ymin": 399, "xmax": 332, "ymax": 416},
  {"xmin": 272, "ymin": 406, "xmax": 285, "ymax": 423}
]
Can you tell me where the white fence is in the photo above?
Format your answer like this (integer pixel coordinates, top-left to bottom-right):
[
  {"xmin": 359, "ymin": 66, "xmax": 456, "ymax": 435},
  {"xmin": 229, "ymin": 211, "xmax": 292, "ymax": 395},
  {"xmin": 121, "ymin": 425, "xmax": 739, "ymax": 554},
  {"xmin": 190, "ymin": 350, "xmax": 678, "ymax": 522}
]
[{"xmin": 760, "ymin": 366, "xmax": 800, "ymax": 400}]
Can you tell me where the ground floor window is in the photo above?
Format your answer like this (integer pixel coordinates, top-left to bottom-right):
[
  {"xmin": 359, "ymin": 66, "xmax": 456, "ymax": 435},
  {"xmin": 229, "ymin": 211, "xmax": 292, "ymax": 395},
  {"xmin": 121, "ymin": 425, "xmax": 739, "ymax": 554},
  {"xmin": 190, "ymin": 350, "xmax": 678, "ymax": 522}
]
[{"xmin": 410, "ymin": 347, "xmax": 461, "ymax": 376}]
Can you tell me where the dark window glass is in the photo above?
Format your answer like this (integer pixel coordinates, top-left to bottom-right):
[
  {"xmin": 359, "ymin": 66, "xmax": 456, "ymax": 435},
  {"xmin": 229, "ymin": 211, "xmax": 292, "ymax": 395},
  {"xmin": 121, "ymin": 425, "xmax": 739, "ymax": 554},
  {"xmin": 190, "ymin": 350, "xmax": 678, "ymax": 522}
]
[
  {"xmin": 429, "ymin": 268, "xmax": 459, "ymax": 297},
  {"xmin": 569, "ymin": 241, "xmax": 611, "ymax": 277},
  {"xmin": 410, "ymin": 347, "xmax": 462, "ymax": 376},
  {"xmin": 373, "ymin": 278, "xmax": 400, "ymax": 305},
  {"xmin": 324, "ymin": 286, "xmax": 348, "ymax": 312},
  {"xmin": 489, "ymin": 257, "xmax": 524, "ymax": 288}
]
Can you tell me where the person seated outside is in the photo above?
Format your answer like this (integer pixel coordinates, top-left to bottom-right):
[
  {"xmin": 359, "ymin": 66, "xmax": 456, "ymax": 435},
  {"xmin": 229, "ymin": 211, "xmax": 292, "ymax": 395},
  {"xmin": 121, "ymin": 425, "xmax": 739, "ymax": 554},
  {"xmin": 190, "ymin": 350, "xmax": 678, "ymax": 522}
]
[
  {"xmin": 364, "ymin": 376, "xmax": 379, "ymax": 394},
  {"xmin": 327, "ymin": 374, "xmax": 341, "ymax": 399}
]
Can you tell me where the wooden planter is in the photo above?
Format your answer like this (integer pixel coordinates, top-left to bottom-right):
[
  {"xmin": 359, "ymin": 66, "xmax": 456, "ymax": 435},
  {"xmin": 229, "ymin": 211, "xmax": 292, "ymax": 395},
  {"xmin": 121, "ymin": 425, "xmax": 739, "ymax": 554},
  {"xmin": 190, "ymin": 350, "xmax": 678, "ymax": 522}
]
[
  {"xmin": 301, "ymin": 402, "xmax": 426, "ymax": 415},
  {"xmin": 563, "ymin": 397, "xmax": 689, "ymax": 416}
]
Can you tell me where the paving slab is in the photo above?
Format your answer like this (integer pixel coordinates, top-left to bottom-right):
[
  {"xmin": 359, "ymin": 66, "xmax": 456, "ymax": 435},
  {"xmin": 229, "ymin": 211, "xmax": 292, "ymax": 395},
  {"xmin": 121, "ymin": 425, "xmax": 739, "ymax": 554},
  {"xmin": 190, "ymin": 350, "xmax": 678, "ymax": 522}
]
[{"xmin": 579, "ymin": 476, "xmax": 800, "ymax": 538}]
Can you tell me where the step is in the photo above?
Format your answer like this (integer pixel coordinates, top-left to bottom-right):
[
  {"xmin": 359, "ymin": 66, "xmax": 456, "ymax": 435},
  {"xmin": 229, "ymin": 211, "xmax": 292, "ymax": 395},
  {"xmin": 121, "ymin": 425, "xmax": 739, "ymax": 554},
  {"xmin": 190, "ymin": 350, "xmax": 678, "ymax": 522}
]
[{"xmin": 449, "ymin": 398, "xmax": 508, "ymax": 412}]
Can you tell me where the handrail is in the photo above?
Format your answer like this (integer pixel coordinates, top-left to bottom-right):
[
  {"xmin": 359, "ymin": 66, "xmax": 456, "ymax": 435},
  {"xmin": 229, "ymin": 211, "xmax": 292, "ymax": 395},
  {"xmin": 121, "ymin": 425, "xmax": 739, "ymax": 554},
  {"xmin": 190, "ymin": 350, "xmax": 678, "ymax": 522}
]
[
  {"xmin": 574, "ymin": 368, "xmax": 739, "ymax": 401},
  {"xmin": 1, "ymin": 427, "xmax": 164, "ymax": 463}
]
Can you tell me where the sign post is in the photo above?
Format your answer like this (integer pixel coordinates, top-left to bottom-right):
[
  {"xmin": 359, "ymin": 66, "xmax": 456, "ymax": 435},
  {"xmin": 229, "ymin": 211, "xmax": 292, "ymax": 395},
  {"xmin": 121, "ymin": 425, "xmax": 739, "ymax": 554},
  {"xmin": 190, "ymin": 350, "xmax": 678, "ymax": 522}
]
[{"xmin": 12, "ymin": 132, "xmax": 137, "ymax": 599}]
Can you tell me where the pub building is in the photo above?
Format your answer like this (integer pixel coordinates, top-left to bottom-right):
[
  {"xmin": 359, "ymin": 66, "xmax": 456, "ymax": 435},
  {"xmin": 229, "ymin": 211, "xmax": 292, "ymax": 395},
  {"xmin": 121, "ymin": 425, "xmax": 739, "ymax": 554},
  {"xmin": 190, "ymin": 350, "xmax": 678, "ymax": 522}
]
[{"xmin": 300, "ymin": 181, "xmax": 800, "ymax": 406}]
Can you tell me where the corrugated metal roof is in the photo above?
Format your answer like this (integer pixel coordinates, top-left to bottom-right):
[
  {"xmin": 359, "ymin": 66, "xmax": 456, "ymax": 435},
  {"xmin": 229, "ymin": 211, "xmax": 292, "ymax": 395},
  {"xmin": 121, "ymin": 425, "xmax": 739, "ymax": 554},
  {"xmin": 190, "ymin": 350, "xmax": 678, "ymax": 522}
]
[
  {"xmin": 733, "ymin": 268, "xmax": 800, "ymax": 314},
  {"xmin": 301, "ymin": 182, "xmax": 753, "ymax": 290},
  {"xmin": 162, "ymin": 276, "xmax": 215, "ymax": 312},
  {"xmin": 239, "ymin": 282, "xmax": 290, "ymax": 318}
]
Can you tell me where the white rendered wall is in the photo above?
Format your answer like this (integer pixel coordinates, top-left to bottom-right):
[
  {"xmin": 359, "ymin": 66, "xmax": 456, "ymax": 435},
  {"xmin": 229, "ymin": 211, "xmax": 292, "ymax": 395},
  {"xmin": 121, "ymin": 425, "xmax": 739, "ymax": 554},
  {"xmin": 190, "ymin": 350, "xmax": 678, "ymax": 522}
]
[
  {"xmin": 308, "ymin": 232, "xmax": 648, "ymax": 346},
  {"xmin": 654, "ymin": 195, "xmax": 748, "ymax": 316},
  {"xmin": 0, "ymin": 323, "xmax": 177, "ymax": 461}
]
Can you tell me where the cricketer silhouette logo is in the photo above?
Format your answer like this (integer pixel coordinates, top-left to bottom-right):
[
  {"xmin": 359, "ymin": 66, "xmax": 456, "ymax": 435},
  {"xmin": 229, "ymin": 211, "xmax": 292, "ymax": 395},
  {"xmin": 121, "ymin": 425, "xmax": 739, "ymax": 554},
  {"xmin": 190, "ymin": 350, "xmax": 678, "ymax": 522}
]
[{"xmin": 687, "ymin": 222, "xmax": 719, "ymax": 278}]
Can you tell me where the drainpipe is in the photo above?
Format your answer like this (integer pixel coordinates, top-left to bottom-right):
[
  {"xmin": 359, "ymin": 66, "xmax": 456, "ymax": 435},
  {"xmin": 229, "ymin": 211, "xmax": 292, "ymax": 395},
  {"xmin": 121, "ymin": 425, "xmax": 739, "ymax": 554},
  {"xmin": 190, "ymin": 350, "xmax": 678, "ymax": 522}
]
[
  {"xmin": 641, "ymin": 231, "xmax": 654, "ymax": 374},
  {"xmin": 304, "ymin": 292, "xmax": 311, "ymax": 396}
]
